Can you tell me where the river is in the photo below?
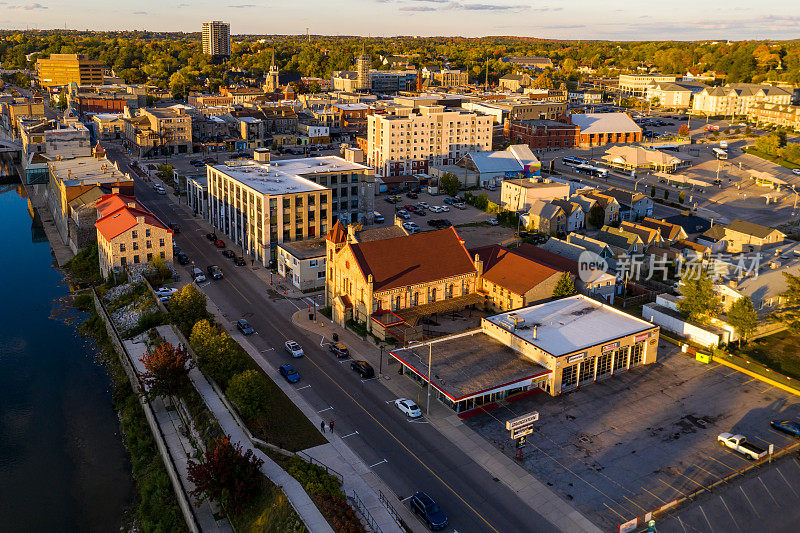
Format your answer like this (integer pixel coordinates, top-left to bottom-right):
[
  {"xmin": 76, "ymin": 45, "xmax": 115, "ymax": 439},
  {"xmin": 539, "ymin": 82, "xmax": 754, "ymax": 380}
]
[{"xmin": 0, "ymin": 176, "xmax": 134, "ymax": 531}]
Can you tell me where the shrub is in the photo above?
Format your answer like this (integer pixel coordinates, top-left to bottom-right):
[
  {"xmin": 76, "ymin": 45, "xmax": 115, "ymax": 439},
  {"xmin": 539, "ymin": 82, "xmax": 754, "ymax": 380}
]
[
  {"xmin": 227, "ymin": 370, "xmax": 271, "ymax": 421},
  {"xmin": 190, "ymin": 319, "xmax": 250, "ymax": 387}
]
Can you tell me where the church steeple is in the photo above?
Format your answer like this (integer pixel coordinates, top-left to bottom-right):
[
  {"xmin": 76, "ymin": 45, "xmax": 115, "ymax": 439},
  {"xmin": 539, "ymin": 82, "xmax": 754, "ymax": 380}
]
[{"xmin": 266, "ymin": 48, "xmax": 280, "ymax": 93}]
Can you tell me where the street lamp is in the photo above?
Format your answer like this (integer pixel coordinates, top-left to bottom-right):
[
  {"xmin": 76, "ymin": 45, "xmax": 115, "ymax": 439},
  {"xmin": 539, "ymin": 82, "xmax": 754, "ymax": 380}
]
[{"xmin": 379, "ymin": 345, "xmax": 384, "ymax": 377}]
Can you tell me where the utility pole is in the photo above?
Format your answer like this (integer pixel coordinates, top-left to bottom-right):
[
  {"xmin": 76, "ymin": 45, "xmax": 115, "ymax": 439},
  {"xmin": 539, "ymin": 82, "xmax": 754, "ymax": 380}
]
[
  {"xmin": 485, "ymin": 58, "xmax": 489, "ymax": 91},
  {"xmin": 426, "ymin": 342, "xmax": 432, "ymax": 416}
]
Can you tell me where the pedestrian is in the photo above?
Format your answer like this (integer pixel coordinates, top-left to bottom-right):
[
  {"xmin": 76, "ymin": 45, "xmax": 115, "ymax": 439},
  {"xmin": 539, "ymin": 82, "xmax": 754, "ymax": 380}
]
[
  {"xmin": 329, "ymin": 420, "xmax": 334, "ymax": 433},
  {"xmin": 320, "ymin": 420, "xmax": 326, "ymax": 433}
]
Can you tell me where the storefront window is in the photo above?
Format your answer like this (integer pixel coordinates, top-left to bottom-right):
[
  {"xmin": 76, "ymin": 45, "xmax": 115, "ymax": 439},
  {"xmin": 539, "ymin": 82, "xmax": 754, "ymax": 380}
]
[
  {"xmin": 630, "ymin": 342, "xmax": 644, "ymax": 367},
  {"xmin": 561, "ymin": 364, "xmax": 578, "ymax": 390},
  {"xmin": 613, "ymin": 347, "xmax": 629, "ymax": 371},
  {"xmin": 579, "ymin": 357, "xmax": 595, "ymax": 383}
]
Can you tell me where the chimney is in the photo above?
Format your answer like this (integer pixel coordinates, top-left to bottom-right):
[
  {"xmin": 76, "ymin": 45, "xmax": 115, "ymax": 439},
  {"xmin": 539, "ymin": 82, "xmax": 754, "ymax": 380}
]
[
  {"xmin": 347, "ymin": 224, "xmax": 357, "ymax": 243},
  {"xmin": 532, "ymin": 325, "xmax": 538, "ymax": 339},
  {"xmin": 710, "ymin": 218, "xmax": 714, "ymax": 228}
]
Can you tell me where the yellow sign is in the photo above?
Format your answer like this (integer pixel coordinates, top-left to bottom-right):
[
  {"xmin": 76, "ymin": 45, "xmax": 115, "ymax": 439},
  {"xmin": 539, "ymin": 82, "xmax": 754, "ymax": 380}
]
[{"xmin": 350, "ymin": 223, "xmax": 364, "ymax": 232}]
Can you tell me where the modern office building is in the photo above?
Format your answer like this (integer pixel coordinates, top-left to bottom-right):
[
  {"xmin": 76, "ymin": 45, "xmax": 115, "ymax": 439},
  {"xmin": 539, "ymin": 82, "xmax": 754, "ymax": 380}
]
[
  {"xmin": 618, "ymin": 73, "xmax": 677, "ymax": 97},
  {"xmin": 202, "ymin": 21, "xmax": 231, "ymax": 59},
  {"xmin": 36, "ymin": 54, "xmax": 104, "ymax": 89},
  {"xmin": 367, "ymin": 105, "xmax": 492, "ymax": 176}
]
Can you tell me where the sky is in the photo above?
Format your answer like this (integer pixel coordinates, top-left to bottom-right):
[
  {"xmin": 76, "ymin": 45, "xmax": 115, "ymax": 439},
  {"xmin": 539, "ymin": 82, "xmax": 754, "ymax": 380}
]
[{"xmin": 2, "ymin": 0, "xmax": 800, "ymax": 40}]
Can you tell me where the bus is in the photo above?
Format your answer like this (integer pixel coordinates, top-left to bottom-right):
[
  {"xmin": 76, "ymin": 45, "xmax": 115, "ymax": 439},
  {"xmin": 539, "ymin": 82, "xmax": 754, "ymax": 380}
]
[
  {"xmin": 712, "ymin": 147, "xmax": 728, "ymax": 160},
  {"xmin": 654, "ymin": 144, "xmax": 681, "ymax": 152},
  {"xmin": 575, "ymin": 164, "xmax": 609, "ymax": 178},
  {"xmin": 562, "ymin": 156, "xmax": 591, "ymax": 167}
]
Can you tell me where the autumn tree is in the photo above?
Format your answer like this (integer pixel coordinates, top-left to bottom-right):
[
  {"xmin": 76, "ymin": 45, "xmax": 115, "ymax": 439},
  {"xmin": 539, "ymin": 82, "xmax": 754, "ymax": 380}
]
[
  {"xmin": 677, "ymin": 268, "xmax": 721, "ymax": 323},
  {"xmin": 552, "ymin": 272, "xmax": 577, "ymax": 299},
  {"xmin": 440, "ymin": 173, "xmax": 460, "ymax": 197},
  {"xmin": 532, "ymin": 73, "xmax": 554, "ymax": 89},
  {"xmin": 189, "ymin": 319, "xmax": 249, "ymax": 387},
  {"xmin": 139, "ymin": 342, "xmax": 193, "ymax": 399},
  {"xmin": 188, "ymin": 435, "xmax": 264, "ymax": 517},
  {"xmin": 726, "ymin": 296, "xmax": 758, "ymax": 346},
  {"xmin": 170, "ymin": 284, "xmax": 211, "ymax": 335}
]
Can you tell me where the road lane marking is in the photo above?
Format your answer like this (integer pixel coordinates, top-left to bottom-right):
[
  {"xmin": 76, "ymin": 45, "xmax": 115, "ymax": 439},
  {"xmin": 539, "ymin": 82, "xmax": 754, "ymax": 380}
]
[
  {"xmin": 698, "ymin": 505, "xmax": 714, "ymax": 532},
  {"xmin": 776, "ymin": 467, "xmax": 800, "ymax": 498},
  {"xmin": 296, "ymin": 385, "xmax": 311, "ymax": 391},
  {"xmin": 740, "ymin": 486, "xmax": 760, "ymax": 517},
  {"xmin": 317, "ymin": 406, "xmax": 333, "ymax": 413},
  {"xmin": 759, "ymin": 477, "xmax": 780, "ymax": 507},
  {"xmin": 260, "ymin": 348, "xmax": 274, "ymax": 352},
  {"xmin": 341, "ymin": 431, "xmax": 359, "ymax": 439},
  {"xmin": 360, "ymin": 377, "xmax": 378, "ymax": 383},
  {"xmin": 369, "ymin": 459, "xmax": 388, "ymax": 468}
]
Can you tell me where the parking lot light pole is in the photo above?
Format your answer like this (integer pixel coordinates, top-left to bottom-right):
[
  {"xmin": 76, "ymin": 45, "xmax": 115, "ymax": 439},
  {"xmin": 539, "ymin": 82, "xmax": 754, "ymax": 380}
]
[
  {"xmin": 426, "ymin": 342, "xmax": 432, "ymax": 416},
  {"xmin": 379, "ymin": 345, "xmax": 384, "ymax": 377}
]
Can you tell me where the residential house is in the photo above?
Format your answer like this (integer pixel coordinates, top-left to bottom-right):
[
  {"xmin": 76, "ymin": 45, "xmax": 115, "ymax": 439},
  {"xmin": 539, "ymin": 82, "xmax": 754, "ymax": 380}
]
[
  {"xmin": 277, "ymin": 238, "xmax": 327, "ymax": 291},
  {"xmin": 565, "ymin": 234, "xmax": 618, "ymax": 271},
  {"xmin": 595, "ymin": 225, "xmax": 644, "ymax": 257},
  {"xmin": 551, "ymin": 198, "xmax": 585, "ymax": 232},
  {"xmin": 500, "ymin": 177, "xmax": 570, "ymax": 212},
  {"xmin": 523, "ymin": 200, "xmax": 566, "ymax": 235},
  {"xmin": 524, "ymin": 241, "xmax": 618, "ymax": 303},
  {"xmin": 645, "ymin": 81, "xmax": 707, "ymax": 109},
  {"xmin": 698, "ymin": 219, "xmax": 785, "ymax": 253},
  {"xmin": 580, "ymin": 191, "xmax": 620, "ymax": 226},
  {"xmin": 619, "ymin": 221, "xmax": 663, "ymax": 249},
  {"xmin": 639, "ymin": 217, "xmax": 688, "ymax": 244},
  {"xmin": 94, "ymin": 193, "xmax": 173, "ymax": 278},
  {"xmin": 471, "ymin": 244, "xmax": 565, "ymax": 312},
  {"xmin": 672, "ymin": 239, "xmax": 711, "ymax": 262},
  {"xmin": 747, "ymin": 102, "xmax": 800, "ymax": 131},
  {"xmin": 692, "ymin": 83, "xmax": 792, "ymax": 116},
  {"xmin": 601, "ymin": 187, "xmax": 653, "ymax": 221}
]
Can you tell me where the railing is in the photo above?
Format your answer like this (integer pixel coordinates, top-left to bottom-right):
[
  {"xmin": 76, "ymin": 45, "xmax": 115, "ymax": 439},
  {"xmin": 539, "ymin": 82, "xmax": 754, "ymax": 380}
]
[
  {"xmin": 714, "ymin": 351, "xmax": 800, "ymax": 393},
  {"xmin": 618, "ymin": 440, "xmax": 800, "ymax": 533},
  {"xmin": 378, "ymin": 490, "xmax": 405, "ymax": 530},
  {"xmin": 350, "ymin": 490, "xmax": 382, "ymax": 533},
  {"xmin": 296, "ymin": 450, "xmax": 344, "ymax": 484}
]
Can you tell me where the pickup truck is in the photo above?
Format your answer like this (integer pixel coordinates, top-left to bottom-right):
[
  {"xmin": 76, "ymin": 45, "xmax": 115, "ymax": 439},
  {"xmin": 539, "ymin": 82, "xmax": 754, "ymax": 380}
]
[{"xmin": 718, "ymin": 433, "xmax": 767, "ymax": 460}]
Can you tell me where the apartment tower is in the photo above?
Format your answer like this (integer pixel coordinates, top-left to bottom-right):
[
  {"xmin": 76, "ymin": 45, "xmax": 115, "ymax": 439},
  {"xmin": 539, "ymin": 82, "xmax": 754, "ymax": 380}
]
[{"xmin": 202, "ymin": 21, "xmax": 231, "ymax": 58}]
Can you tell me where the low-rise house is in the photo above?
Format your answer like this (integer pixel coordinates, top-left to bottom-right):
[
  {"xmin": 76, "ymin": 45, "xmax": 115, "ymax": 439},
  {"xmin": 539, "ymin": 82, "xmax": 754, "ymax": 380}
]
[
  {"xmin": 619, "ymin": 221, "xmax": 663, "ymax": 249},
  {"xmin": 664, "ymin": 213, "xmax": 712, "ymax": 236},
  {"xmin": 697, "ymin": 219, "xmax": 785, "ymax": 253},
  {"xmin": 601, "ymin": 187, "xmax": 653, "ymax": 221},
  {"xmin": 277, "ymin": 237, "xmax": 327, "ymax": 291},
  {"xmin": 501, "ymin": 177, "xmax": 570, "ymax": 212},
  {"xmin": 581, "ymin": 191, "xmax": 621, "ymax": 226},
  {"xmin": 523, "ymin": 200, "xmax": 566, "ymax": 235},
  {"xmin": 95, "ymin": 193, "xmax": 173, "ymax": 278},
  {"xmin": 565, "ymin": 233, "xmax": 618, "ymax": 271},
  {"xmin": 551, "ymin": 199, "xmax": 585, "ymax": 232},
  {"xmin": 454, "ymin": 145, "xmax": 541, "ymax": 188},
  {"xmin": 672, "ymin": 239, "xmax": 711, "ymax": 262},
  {"xmin": 471, "ymin": 244, "xmax": 565, "ymax": 312},
  {"xmin": 639, "ymin": 217, "xmax": 687, "ymax": 244},
  {"xmin": 596, "ymin": 226, "xmax": 644, "ymax": 256}
]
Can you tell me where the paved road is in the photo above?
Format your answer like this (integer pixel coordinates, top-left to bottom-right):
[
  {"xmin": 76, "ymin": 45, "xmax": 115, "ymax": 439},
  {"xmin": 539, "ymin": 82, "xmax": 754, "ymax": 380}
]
[{"xmin": 105, "ymin": 145, "xmax": 562, "ymax": 533}]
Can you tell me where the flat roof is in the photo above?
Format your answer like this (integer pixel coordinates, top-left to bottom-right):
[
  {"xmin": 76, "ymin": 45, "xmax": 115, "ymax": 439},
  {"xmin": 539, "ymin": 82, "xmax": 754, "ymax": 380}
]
[
  {"xmin": 278, "ymin": 237, "xmax": 326, "ymax": 259},
  {"xmin": 211, "ymin": 156, "xmax": 369, "ymax": 196},
  {"xmin": 49, "ymin": 156, "xmax": 132, "ymax": 186},
  {"xmin": 485, "ymin": 295, "xmax": 655, "ymax": 357},
  {"xmin": 391, "ymin": 330, "xmax": 550, "ymax": 401}
]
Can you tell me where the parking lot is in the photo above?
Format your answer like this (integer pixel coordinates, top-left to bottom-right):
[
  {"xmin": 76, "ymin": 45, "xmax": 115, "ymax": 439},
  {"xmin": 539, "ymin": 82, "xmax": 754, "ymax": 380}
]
[
  {"xmin": 465, "ymin": 342, "xmax": 800, "ymax": 531},
  {"xmin": 372, "ymin": 190, "xmax": 515, "ymax": 248}
]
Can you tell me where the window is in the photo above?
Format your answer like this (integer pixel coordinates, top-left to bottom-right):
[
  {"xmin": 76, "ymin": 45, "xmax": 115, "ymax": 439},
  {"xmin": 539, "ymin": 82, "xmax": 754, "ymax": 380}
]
[
  {"xmin": 133, "ymin": 255, "xmax": 140, "ymax": 264},
  {"xmin": 132, "ymin": 230, "xmax": 138, "ymax": 239},
  {"xmin": 145, "ymin": 228, "xmax": 151, "ymax": 237},
  {"xmin": 132, "ymin": 242, "xmax": 139, "ymax": 251},
  {"xmin": 317, "ymin": 271, "xmax": 325, "ymax": 279},
  {"xmin": 120, "ymin": 257, "xmax": 127, "ymax": 266},
  {"xmin": 147, "ymin": 253, "xmax": 153, "ymax": 261},
  {"xmin": 119, "ymin": 243, "xmax": 126, "ymax": 252},
  {"xmin": 309, "ymin": 259, "xmax": 319, "ymax": 267},
  {"xmin": 159, "ymin": 238, "xmax": 165, "ymax": 247},
  {"xmin": 160, "ymin": 251, "xmax": 165, "ymax": 259},
  {"xmin": 146, "ymin": 240, "xmax": 152, "ymax": 249}
]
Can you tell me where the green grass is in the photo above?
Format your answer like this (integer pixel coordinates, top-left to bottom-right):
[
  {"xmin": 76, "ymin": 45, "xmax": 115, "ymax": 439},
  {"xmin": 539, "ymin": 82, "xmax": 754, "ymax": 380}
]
[
  {"xmin": 231, "ymin": 478, "xmax": 307, "ymax": 533},
  {"xmin": 742, "ymin": 147, "xmax": 800, "ymax": 170},
  {"xmin": 729, "ymin": 331, "xmax": 800, "ymax": 384}
]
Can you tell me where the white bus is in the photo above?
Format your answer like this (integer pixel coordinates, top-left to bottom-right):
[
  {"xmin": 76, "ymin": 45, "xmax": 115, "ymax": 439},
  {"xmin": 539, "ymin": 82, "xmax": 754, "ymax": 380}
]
[
  {"xmin": 575, "ymin": 164, "xmax": 609, "ymax": 178},
  {"xmin": 562, "ymin": 156, "xmax": 591, "ymax": 167},
  {"xmin": 712, "ymin": 148, "xmax": 728, "ymax": 160}
]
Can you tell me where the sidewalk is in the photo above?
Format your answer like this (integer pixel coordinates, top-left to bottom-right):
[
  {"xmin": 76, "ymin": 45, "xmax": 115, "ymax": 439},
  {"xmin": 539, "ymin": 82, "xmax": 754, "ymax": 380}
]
[
  {"xmin": 201, "ymin": 299, "xmax": 410, "ymax": 533},
  {"xmin": 153, "ymin": 326, "xmax": 335, "ymax": 533},
  {"xmin": 124, "ymin": 334, "xmax": 232, "ymax": 533},
  {"xmin": 290, "ymin": 311, "xmax": 603, "ymax": 533}
]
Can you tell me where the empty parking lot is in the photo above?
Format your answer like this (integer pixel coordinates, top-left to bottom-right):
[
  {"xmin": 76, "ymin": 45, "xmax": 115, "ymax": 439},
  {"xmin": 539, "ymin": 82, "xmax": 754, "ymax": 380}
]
[{"xmin": 465, "ymin": 341, "xmax": 800, "ymax": 531}]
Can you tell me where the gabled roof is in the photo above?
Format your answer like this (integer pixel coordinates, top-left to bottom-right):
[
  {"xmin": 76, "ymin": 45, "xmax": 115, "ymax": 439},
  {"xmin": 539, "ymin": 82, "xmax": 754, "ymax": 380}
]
[
  {"xmin": 725, "ymin": 219, "xmax": 784, "ymax": 240},
  {"xmin": 603, "ymin": 187, "xmax": 646, "ymax": 207},
  {"xmin": 94, "ymin": 193, "xmax": 169, "ymax": 241},
  {"xmin": 569, "ymin": 113, "xmax": 642, "ymax": 135},
  {"xmin": 596, "ymin": 226, "xmax": 643, "ymax": 250},
  {"xmin": 620, "ymin": 221, "xmax": 660, "ymax": 245},
  {"xmin": 699, "ymin": 224, "xmax": 727, "ymax": 242},
  {"xmin": 471, "ymin": 244, "xmax": 562, "ymax": 295},
  {"xmin": 527, "ymin": 199, "xmax": 564, "ymax": 220},
  {"xmin": 639, "ymin": 217, "xmax": 686, "ymax": 241},
  {"xmin": 551, "ymin": 199, "xmax": 582, "ymax": 216},
  {"xmin": 460, "ymin": 145, "xmax": 539, "ymax": 174},
  {"xmin": 348, "ymin": 227, "xmax": 476, "ymax": 292}
]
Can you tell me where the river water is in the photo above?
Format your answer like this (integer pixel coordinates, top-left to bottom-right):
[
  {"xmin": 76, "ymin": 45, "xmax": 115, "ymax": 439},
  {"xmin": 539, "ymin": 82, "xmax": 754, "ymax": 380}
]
[{"xmin": 0, "ymin": 178, "xmax": 134, "ymax": 531}]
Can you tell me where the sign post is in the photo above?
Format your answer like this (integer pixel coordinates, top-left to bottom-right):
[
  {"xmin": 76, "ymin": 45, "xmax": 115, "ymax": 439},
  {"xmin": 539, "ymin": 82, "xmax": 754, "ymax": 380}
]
[{"xmin": 507, "ymin": 411, "xmax": 539, "ymax": 457}]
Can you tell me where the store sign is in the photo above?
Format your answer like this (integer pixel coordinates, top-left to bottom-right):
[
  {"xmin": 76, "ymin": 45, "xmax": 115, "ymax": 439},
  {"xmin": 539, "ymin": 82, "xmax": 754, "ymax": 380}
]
[
  {"xmin": 512, "ymin": 427, "xmax": 533, "ymax": 439},
  {"xmin": 567, "ymin": 352, "xmax": 586, "ymax": 364},
  {"xmin": 602, "ymin": 341, "xmax": 620, "ymax": 354},
  {"xmin": 506, "ymin": 411, "xmax": 539, "ymax": 431},
  {"xmin": 635, "ymin": 332, "xmax": 650, "ymax": 343}
]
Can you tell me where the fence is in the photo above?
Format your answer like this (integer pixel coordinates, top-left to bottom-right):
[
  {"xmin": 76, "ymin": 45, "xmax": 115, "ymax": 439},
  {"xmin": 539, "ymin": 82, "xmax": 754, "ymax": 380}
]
[
  {"xmin": 619, "ymin": 436, "xmax": 800, "ymax": 532},
  {"xmin": 378, "ymin": 490, "xmax": 409, "ymax": 532},
  {"xmin": 349, "ymin": 490, "xmax": 382, "ymax": 533},
  {"xmin": 296, "ymin": 450, "xmax": 344, "ymax": 484},
  {"xmin": 714, "ymin": 351, "xmax": 800, "ymax": 395}
]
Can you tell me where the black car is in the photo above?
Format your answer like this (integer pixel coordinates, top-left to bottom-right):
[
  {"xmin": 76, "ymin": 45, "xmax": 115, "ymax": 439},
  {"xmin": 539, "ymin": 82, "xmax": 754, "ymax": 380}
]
[
  {"xmin": 206, "ymin": 232, "xmax": 217, "ymax": 241},
  {"xmin": 350, "ymin": 360, "xmax": 375, "ymax": 378},
  {"xmin": 233, "ymin": 256, "xmax": 247, "ymax": 266},
  {"xmin": 168, "ymin": 223, "xmax": 181, "ymax": 233},
  {"xmin": 222, "ymin": 250, "xmax": 236, "ymax": 259},
  {"xmin": 176, "ymin": 252, "xmax": 190, "ymax": 265},
  {"xmin": 207, "ymin": 265, "xmax": 223, "ymax": 280},
  {"xmin": 329, "ymin": 342, "xmax": 350, "ymax": 358},
  {"xmin": 406, "ymin": 191, "xmax": 419, "ymax": 199},
  {"xmin": 428, "ymin": 219, "xmax": 452, "ymax": 229},
  {"xmin": 410, "ymin": 492, "xmax": 448, "ymax": 531},
  {"xmin": 236, "ymin": 319, "xmax": 254, "ymax": 335}
]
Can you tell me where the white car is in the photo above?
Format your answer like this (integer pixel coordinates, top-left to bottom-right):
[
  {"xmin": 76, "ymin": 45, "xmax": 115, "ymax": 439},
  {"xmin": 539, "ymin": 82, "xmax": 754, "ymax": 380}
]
[
  {"xmin": 428, "ymin": 205, "xmax": 442, "ymax": 213},
  {"xmin": 418, "ymin": 202, "xmax": 429, "ymax": 209},
  {"xmin": 486, "ymin": 218, "xmax": 499, "ymax": 226},
  {"xmin": 402, "ymin": 222, "xmax": 420, "ymax": 234},
  {"xmin": 793, "ymin": 168, "xmax": 800, "ymax": 176},
  {"xmin": 394, "ymin": 398, "xmax": 422, "ymax": 418},
  {"xmin": 154, "ymin": 287, "xmax": 177, "ymax": 298},
  {"xmin": 154, "ymin": 184, "xmax": 166, "ymax": 195},
  {"xmin": 439, "ymin": 205, "xmax": 450, "ymax": 212},
  {"xmin": 285, "ymin": 340, "xmax": 304, "ymax": 358}
]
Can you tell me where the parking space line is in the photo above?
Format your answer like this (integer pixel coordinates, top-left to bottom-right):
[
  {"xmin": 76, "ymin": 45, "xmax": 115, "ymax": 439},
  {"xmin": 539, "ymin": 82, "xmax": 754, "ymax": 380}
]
[
  {"xmin": 296, "ymin": 385, "xmax": 311, "ymax": 391},
  {"xmin": 317, "ymin": 406, "xmax": 333, "ymax": 413},
  {"xmin": 742, "ymin": 377, "xmax": 759, "ymax": 385},
  {"xmin": 719, "ymin": 495, "xmax": 740, "ymax": 529},
  {"xmin": 740, "ymin": 486, "xmax": 760, "ymax": 517},
  {"xmin": 691, "ymin": 462, "xmax": 721, "ymax": 481},
  {"xmin": 776, "ymin": 467, "xmax": 800, "ymax": 498},
  {"xmin": 769, "ymin": 428, "xmax": 792, "ymax": 440},
  {"xmin": 724, "ymin": 370, "xmax": 740, "ymax": 377},
  {"xmin": 704, "ymin": 453, "xmax": 737, "ymax": 470},
  {"xmin": 749, "ymin": 434, "xmax": 772, "ymax": 447},
  {"xmin": 659, "ymin": 478, "xmax": 688, "ymax": 497},
  {"xmin": 602, "ymin": 502, "xmax": 628, "ymax": 522},
  {"xmin": 674, "ymin": 470, "xmax": 705, "ymax": 488},
  {"xmin": 622, "ymin": 495, "xmax": 648, "ymax": 513},
  {"xmin": 341, "ymin": 431, "xmax": 359, "ymax": 439},
  {"xmin": 640, "ymin": 486, "xmax": 667, "ymax": 504},
  {"xmin": 759, "ymin": 477, "xmax": 781, "ymax": 507},
  {"xmin": 698, "ymin": 505, "xmax": 714, "ymax": 532},
  {"xmin": 720, "ymin": 446, "xmax": 752, "ymax": 463},
  {"xmin": 369, "ymin": 459, "xmax": 388, "ymax": 468},
  {"xmin": 761, "ymin": 385, "xmax": 774, "ymax": 394}
]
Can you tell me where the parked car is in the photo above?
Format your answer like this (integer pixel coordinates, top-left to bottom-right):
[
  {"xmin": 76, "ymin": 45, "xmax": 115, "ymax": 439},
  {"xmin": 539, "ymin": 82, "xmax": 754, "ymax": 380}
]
[
  {"xmin": 177, "ymin": 252, "xmax": 190, "ymax": 265},
  {"xmin": 329, "ymin": 342, "xmax": 350, "ymax": 358},
  {"xmin": 350, "ymin": 360, "xmax": 375, "ymax": 378},
  {"xmin": 236, "ymin": 318, "xmax": 254, "ymax": 335},
  {"xmin": 285, "ymin": 340, "xmax": 304, "ymax": 358},
  {"xmin": 207, "ymin": 265, "xmax": 223, "ymax": 280},
  {"xmin": 154, "ymin": 287, "xmax": 177, "ymax": 298},
  {"xmin": 443, "ymin": 197, "xmax": 455, "ymax": 205},
  {"xmin": 279, "ymin": 363, "xmax": 301, "ymax": 384},
  {"xmin": 718, "ymin": 433, "xmax": 767, "ymax": 460},
  {"xmin": 213, "ymin": 239, "xmax": 226, "ymax": 248},
  {"xmin": 793, "ymin": 168, "xmax": 800, "ymax": 176},
  {"xmin": 396, "ymin": 210, "xmax": 411, "ymax": 220},
  {"xmin": 168, "ymin": 223, "xmax": 181, "ymax": 233},
  {"xmin": 394, "ymin": 398, "xmax": 422, "ymax": 418},
  {"xmin": 373, "ymin": 211, "xmax": 385, "ymax": 223},
  {"xmin": 438, "ymin": 205, "xmax": 450, "ymax": 212},
  {"xmin": 206, "ymin": 232, "xmax": 217, "ymax": 241},
  {"xmin": 233, "ymin": 256, "xmax": 246, "ymax": 266},
  {"xmin": 770, "ymin": 420, "xmax": 800, "ymax": 437},
  {"xmin": 402, "ymin": 222, "xmax": 420, "ymax": 234},
  {"xmin": 486, "ymin": 218, "xmax": 499, "ymax": 226},
  {"xmin": 406, "ymin": 191, "xmax": 419, "ymax": 199},
  {"xmin": 410, "ymin": 492, "xmax": 448, "ymax": 531},
  {"xmin": 427, "ymin": 219, "xmax": 452, "ymax": 229},
  {"xmin": 222, "ymin": 250, "xmax": 236, "ymax": 259},
  {"xmin": 191, "ymin": 268, "xmax": 206, "ymax": 283},
  {"xmin": 428, "ymin": 205, "xmax": 442, "ymax": 213},
  {"xmin": 417, "ymin": 202, "xmax": 429, "ymax": 209}
]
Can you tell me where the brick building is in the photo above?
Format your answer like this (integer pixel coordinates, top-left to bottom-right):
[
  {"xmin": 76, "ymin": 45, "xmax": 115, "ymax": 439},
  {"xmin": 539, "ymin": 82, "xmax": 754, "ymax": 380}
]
[{"xmin": 507, "ymin": 119, "xmax": 580, "ymax": 150}]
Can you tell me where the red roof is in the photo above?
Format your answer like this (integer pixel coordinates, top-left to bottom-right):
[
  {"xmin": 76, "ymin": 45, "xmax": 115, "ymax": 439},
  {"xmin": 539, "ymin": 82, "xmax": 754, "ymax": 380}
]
[
  {"xmin": 349, "ymin": 227, "xmax": 476, "ymax": 292},
  {"xmin": 513, "ymin": 243, "xmax": 581, "ymax": 278},
  {"xmin": 471, "ymin": 244, "xmax": 562, "ymax": 295},
  {"xmin": 326, "ymin": 220, "xmax": 347, "ymax": 244},
  {"xmin": 95, "ymin": 193, "xmax": 170, "ymax": 241}
]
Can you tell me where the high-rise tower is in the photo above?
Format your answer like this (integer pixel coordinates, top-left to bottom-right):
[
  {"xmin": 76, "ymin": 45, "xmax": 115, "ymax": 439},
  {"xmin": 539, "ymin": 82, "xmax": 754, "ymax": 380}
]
[
  {"xmin": 356, "ymin": 44, "xmax": 370, "ymax": 92},
  {"xmin": 202, "ymin": 21, "xmax": 231, "ymax": 59}
]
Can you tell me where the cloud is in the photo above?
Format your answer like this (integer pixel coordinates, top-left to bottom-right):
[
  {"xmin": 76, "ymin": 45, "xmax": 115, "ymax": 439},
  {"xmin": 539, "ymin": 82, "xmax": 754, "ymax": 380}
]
[
  {"xmin": 400, "ymin": 5, "xmax": 436, "ymax": 10},
  {"xmin": 133, "ymin": 11, "xmax": 147, "ymax": 15},
  {"xmin": 22, "ymin": 2, "xmax": 47, "ymax": 9},
  {"xmin": 397, "ymin": 1, "xmax": 529, "ymax": 12},
  {"xmin": 458, "ymin": 3, "xmax": 529, "ymax": 10},
  {"xmin": 228, "ymin": 3, "xmax": 256, "ymax": 7}
]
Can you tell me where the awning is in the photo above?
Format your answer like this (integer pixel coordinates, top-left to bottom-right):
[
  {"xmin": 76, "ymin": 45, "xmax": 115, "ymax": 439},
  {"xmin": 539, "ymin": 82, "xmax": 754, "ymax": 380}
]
[{"xmin": 395, "ymin": 293, "xmax": 485, "ymax": 326}]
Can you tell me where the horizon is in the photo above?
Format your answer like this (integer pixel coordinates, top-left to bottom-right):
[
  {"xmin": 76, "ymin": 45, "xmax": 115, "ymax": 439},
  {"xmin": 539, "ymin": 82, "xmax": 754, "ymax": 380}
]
[{"xmin": 2, "ymin": 0, "xmax": 799, "ymax": 41}]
